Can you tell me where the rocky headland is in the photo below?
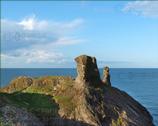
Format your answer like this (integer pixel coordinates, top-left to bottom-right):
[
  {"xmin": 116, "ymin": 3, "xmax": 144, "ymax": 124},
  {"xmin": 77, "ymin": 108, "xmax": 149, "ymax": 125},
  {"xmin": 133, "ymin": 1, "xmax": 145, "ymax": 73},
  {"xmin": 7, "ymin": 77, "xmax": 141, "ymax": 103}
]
[{"xmin": 0, "ymin": 55, "xmax": 154, "ymax": 126}]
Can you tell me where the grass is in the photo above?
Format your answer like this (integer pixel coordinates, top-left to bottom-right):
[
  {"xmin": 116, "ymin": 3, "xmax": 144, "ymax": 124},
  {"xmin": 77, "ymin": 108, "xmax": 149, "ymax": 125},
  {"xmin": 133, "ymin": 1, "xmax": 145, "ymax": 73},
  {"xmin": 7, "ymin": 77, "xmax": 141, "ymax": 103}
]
[
  {"xmin": 54, "ymin": 95, "xmax": 76, "ymax": 116},
  {"xmin": 1, "ymin": 92, "xmax": 54, "ymax": 108},
  {"xmin": 0, "ymin": 92, "xmax": 59, "ymax": 117},
  {"xmin": 25, "ymin": 85, "xmax": 53, "ymax": 94},
  {"xmin": 0, "ymin": 76, "xmax": 75, "ymax": 119},
  {"xmin": 24, "ymin": 76, "xmax": 74, "ymax": 95}
]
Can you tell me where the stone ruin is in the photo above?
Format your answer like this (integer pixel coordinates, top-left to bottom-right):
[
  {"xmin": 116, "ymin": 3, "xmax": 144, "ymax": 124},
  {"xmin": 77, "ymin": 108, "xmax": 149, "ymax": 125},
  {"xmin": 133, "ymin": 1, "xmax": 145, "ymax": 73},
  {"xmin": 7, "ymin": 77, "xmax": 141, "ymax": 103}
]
[{"xmin": 75, "ymin": 55, "xmax": 111, "ymax": 87}]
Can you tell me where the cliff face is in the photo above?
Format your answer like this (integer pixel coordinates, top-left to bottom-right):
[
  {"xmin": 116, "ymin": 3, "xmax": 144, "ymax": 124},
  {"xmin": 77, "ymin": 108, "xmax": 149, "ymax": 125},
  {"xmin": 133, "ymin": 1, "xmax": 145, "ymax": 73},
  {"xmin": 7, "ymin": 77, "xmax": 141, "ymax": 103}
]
[{"xmin": 0, "ymin": 55, "xmax": 154, "ymax": 126}]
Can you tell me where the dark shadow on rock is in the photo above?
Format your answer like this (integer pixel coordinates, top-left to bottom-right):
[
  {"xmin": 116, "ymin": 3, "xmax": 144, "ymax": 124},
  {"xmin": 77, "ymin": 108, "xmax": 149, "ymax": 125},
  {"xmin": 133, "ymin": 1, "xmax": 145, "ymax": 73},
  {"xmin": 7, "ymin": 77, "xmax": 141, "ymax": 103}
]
[
  {"xmin": 102, "ymin": 86, "xmax": 154, "ymax": 126},
  {"xmin": 47, "ymin": 118, "xmax": 93, "ymax": 126},
  {"xmin": 0, "ymin": 92, "xmax": 93, "ymax": 126}
]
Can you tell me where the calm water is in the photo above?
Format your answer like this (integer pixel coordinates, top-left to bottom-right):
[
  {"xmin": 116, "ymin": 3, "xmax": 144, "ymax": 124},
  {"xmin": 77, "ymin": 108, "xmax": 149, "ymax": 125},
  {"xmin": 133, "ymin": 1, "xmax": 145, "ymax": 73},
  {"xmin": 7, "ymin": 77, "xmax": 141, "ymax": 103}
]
[{"xmin": 0, "ymin": 68, "xmax": 158, "ymax": 125}]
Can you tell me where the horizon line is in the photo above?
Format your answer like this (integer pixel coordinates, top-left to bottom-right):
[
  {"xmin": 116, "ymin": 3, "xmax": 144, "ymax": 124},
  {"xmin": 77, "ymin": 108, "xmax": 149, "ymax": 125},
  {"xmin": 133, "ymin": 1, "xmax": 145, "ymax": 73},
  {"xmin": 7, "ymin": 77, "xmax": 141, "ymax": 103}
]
[{"xmin": 1, "ymin": 67, "xmax": 158, "ymax": 69}]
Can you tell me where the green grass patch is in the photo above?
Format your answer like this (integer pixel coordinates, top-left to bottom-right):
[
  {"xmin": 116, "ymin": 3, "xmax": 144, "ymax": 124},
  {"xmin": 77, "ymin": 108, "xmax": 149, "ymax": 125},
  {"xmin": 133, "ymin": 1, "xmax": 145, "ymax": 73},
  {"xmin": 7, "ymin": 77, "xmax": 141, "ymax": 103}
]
[
  {"xmin": 25, "ymin": 86, "xmax": 53, "ymax": 94},
  {"xmin": 53, "ymin": 95, "xmax": 75, "ymax": 116},
  {"xmin": 0, "ymin": 92, "xmax": 59, "ymax": 117}
]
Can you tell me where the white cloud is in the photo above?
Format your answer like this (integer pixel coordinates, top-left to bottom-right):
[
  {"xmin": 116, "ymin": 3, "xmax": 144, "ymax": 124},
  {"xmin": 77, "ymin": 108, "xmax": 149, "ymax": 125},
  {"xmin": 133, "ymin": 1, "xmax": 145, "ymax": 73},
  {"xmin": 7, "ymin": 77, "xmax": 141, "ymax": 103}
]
[
  {"xmin": 1, "ymin": 54, "xmax": 16, "ymax": 61},
  {"xmin": 123, "ymin": 1, "xmax": 158, "ymax": 18},
  {"xmin": 62, "ymin": 18, "xmax": 84, "ymax": 29},
  {"xmin": 18, "ymin": 16, "xmax": 84, "ymax": 31},
  {"xmin": 55, "ymin": 37, "xmax": 84, "ymax": 45},
  {"xmin": 1, "ymin": 16, "xmax": 84, "ymax": 67},
  {"xmin": 32, "ymin": 52, "xmax": 63, "ymax": 63},
  {"xmin": 22, "ymin": 49, "xmax": 65, "ymax": 63},
  {"xmin": 19, "ymin": 16, "xmax": 36, "ymax": 30},
  {"xmin": 1, "ymin": 16, "xmax": 84, "ymax": 51},
  {"xmin": 1, "ymin": 49, "xmax": 65, "ymax": 64}
]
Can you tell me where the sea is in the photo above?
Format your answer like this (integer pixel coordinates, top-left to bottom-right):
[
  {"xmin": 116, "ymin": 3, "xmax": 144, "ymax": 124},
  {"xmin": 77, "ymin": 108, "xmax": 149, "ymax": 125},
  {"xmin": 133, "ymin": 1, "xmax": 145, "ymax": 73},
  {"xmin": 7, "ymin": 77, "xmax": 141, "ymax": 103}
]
[{"xmin": 0, "ymin": 68, "xmax": 158, "ymax": 125}]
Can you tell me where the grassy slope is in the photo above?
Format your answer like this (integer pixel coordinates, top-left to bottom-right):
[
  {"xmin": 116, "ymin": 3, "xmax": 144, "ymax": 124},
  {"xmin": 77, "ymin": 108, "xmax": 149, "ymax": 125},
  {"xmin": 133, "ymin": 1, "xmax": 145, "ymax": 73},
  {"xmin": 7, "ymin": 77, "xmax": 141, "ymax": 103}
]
[
  {"xmin": 0, "ymin": 92, "xmax": 59, "ymax": 118},
  {"xmin": 0, "ymin": 76, "xmax": 75, "ymax": 120}
]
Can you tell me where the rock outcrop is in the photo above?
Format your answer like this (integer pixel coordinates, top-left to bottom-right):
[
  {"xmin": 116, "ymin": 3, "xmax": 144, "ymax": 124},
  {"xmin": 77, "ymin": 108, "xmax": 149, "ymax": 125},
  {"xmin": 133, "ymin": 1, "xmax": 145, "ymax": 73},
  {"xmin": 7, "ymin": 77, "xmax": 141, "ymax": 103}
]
[
  {"xmin": 1, "ymin": 76, "xmax": 33, "ymax": 93},
  {"xmin": 75, "ymin": 55, "xmax": 102, "ymax": 88},
  {"xmin": 73, "ymin": 55, "xmax": 153, "ymax": 126},
  {"xmin": 0, "ymin": 55, "xmax": 154, "ymax": 126},
  {"xmin": 102, "ymin": 66, "xmax": 111, "ymax": 86},
  {"xmin": 0, "ymin": 105, "xmax": 44, "ymax": 126}
]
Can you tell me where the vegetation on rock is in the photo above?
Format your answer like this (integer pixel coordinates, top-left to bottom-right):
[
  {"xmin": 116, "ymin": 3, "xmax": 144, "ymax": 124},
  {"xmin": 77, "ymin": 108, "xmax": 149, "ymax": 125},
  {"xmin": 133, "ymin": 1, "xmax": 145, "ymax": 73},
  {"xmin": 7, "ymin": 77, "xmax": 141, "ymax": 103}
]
[{"xmin": 0, "ymin": 55, "xmax": 154, "ymax": 126}]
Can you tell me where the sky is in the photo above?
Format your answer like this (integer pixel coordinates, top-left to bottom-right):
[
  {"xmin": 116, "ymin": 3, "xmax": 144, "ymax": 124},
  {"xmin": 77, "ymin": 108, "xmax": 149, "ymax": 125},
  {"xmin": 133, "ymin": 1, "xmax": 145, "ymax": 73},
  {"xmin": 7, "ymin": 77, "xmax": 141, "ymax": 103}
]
[{"xmin": 1, "ymin": 1, "xmax": 158, "ymax": 68}]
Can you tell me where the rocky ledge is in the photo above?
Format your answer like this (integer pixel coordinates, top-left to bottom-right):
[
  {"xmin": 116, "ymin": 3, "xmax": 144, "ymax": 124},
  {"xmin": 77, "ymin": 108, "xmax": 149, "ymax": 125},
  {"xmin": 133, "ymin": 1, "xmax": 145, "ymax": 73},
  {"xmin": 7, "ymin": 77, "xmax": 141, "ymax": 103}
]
[{"xmin": 0, "ymin": 55, "xmax": 154, "ymax": 126}]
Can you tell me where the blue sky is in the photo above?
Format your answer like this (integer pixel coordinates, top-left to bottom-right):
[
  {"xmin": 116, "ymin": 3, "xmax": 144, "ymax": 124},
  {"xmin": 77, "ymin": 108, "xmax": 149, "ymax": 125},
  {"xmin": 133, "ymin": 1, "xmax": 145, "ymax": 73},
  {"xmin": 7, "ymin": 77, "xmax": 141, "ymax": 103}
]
[{"xmin": 1, "ymin": 1, "xmax": 158, "ymax": 68}]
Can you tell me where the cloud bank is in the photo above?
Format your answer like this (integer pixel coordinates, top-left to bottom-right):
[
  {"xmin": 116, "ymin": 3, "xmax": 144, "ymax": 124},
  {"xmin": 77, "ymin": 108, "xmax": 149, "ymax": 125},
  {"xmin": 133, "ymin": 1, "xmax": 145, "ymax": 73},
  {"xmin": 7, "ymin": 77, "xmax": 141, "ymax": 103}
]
[
  {"xmin": 123, "ymin": 1, "xmax": 158, "ymax": 18},
  {"xmin": 1, "ymin": 16, "xmax": 84, "ymax": 67}
]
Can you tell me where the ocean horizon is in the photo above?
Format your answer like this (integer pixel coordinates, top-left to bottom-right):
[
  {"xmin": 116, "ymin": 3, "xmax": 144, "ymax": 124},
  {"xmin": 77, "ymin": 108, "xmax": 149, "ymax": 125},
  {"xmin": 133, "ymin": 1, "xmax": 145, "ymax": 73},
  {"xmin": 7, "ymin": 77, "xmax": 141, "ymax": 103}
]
[{"xmin": 1, "ymin": 68, "xmax": 158, "ymax": 125}]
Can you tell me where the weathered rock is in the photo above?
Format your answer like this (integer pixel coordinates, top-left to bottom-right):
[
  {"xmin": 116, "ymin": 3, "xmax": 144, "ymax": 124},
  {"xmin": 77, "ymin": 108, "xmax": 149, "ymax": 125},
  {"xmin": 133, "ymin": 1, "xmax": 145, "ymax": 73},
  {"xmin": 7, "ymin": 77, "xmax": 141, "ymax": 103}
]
[
  {"xmin": 73, "ymin": 55, "xmax": 153, "ymax": 126},
  {"xmin": 0, "ymin": 55, "xmax": 154, "ymax": 126},
  {"xmin": 1, "ymin": 76, "xmax": 33, "ymax": 93},
  {"xmin": 0, "ymin": 105, "xmax": 44, "ymax": 126},
  {"xmin": 75, "ymin": 55, "xmax": 102, "ymax": 87},
  {"xmin": 103, "ymin": 87, "xmax": 153, "ymax": 126},
  {"xmin": 102, "ymin": 66, "xmax": 111, "ymax": 86}
]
